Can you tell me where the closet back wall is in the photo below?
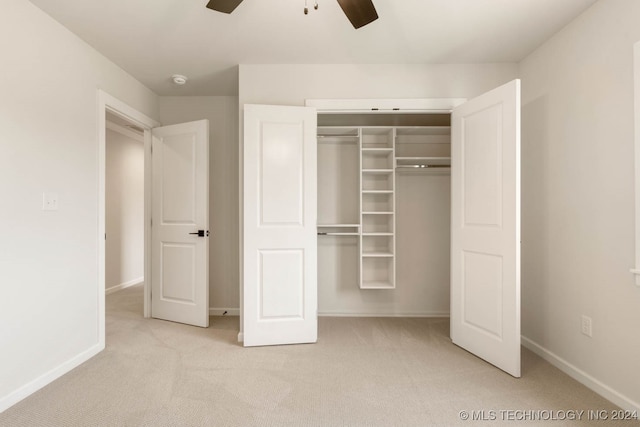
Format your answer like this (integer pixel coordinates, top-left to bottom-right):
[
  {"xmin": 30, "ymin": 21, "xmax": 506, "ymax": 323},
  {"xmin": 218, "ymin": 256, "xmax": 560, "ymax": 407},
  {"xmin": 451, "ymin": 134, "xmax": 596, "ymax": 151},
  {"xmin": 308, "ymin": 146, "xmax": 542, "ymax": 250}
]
[{"xmin": 239, "ymin": 64, "xmax": 518, "ymax": 316}]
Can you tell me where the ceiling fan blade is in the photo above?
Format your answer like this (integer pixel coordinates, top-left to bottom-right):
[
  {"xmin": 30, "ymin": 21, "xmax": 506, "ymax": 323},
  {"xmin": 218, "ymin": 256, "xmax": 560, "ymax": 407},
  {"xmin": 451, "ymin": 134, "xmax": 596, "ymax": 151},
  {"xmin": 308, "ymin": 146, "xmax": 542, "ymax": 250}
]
[
  {"xmin": 336, "ymin": 0, "xmax": 379, "ymax": 29},
  {"xmin": 206, "ymin": 0, "xmax": 244, "ymax": 14}
]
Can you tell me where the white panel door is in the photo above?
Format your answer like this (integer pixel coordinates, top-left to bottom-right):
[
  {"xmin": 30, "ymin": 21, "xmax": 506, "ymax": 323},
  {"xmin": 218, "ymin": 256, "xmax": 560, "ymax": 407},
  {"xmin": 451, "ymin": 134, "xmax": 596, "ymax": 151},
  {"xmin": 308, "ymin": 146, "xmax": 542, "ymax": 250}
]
[
  {"xmin": 151, "ymin": 120, "xmax": 209, "ymax": 327},
  {"xmin": 451, "ymin": 80, "xmax": 521, "ymax": 377},
  {"xmin": 243, "ymin": 104, "xmax": 317, "ymax": 347}
]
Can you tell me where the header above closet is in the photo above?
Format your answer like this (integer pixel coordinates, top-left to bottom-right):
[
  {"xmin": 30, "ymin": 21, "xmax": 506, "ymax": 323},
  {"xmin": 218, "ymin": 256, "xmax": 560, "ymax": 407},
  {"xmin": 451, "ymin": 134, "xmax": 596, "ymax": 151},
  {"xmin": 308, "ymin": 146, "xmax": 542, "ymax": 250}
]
[
  {"xmin": 306, "ymin": 98, "xmax": 466, "ymax": 113},
  {"xmin": 318, "ymin": 113, "xmax": 450, "ymax": 127}
]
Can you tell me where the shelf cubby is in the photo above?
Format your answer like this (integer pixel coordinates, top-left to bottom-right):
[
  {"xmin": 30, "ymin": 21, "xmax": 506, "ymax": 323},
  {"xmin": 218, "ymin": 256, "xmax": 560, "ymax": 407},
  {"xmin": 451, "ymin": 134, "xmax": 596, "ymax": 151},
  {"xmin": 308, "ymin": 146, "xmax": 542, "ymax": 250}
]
[
  {"xmin": 362, "ymin": 149, "xmax": 394, "ymax": 169},
  {"xmin": 362, "ymin": 210, "xmax": 393, "ymax": 234},
  {"xmin": 361, "ymin": 257, "xmax": 395, "ymax": 289},
  {"xmin": 362, "ymin": 127, "xmax": 394, "ymax": 149},
  {"xmin": 362, "ymin": 192, "xmax": 393, "ymax": 212},
  {"xmin": 362, "ymin": 235, "xmax": 394, "ymax": 256},
  {"xmin": 362, "ymin": 172, "xmax": 393, "ymax": 192}
]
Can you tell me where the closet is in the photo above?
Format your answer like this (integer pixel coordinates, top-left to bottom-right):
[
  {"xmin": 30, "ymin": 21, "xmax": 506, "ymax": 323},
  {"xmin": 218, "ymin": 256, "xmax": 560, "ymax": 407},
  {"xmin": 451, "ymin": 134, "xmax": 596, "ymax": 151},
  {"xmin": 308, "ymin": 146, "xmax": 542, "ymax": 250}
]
[
  {"xmin": 242, "ymin": 79, "xmax": 521, "ymax": 377},
  {"xmin": 316, "ymin": 114, "xmax": 452, "ymax": 291}
]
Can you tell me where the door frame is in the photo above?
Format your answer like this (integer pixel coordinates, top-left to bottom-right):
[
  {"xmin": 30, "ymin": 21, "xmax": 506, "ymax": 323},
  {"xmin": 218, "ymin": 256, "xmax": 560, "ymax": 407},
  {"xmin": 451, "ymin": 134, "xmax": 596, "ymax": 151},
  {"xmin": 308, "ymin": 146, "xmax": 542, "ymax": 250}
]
[
  {"xmin": 304, "ymin": 94, "xmax": 521, "ymax": 376},
  {"xmin": 238, "ymin": 98, "xmax": 466, "ymax": 340},
  {"xmin": 97, "ymin": 90, "xmax": 160, "ymax": 347}
]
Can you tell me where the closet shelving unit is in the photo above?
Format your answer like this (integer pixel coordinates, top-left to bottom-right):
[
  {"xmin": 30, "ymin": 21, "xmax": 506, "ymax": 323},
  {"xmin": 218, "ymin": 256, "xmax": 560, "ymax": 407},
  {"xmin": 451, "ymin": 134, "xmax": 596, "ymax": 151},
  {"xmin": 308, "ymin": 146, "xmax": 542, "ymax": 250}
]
[
  {"xmin": 360, "ymin": 128, "xmax": 396, "ymax": 289},
  {"xmin": 317, "ymin": 123, "xmax": 451, "ymax": 291}
]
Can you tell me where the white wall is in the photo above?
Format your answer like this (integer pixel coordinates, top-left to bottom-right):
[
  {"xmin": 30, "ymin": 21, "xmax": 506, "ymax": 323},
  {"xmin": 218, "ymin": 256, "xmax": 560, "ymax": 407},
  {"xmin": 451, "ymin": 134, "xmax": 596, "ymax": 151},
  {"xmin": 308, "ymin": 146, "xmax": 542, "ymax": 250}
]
[
  {"xmin": 239, "ymin": 64, "xmax": 518, "ymax": 315},
  {"xmin": 158, "ymin": 97, "xmax": 240, "ymax": 313},
  {"xmin": 239, "ymin": 64, "xmax": 519, "ymax": 106},
  {"xmin": 0, "ymin": 0, "xmax": 158, "ymax": 411},
  {"xmin": 519, "ymin": 0, "xmax": 640, "ymax": 410},
  {"xmin": 7, "ymin": 0, "xmax": 638, "ymax": 412},
  {"xmin": 106, "ymin": 127, "xmax": 144, "ymax": 293}
]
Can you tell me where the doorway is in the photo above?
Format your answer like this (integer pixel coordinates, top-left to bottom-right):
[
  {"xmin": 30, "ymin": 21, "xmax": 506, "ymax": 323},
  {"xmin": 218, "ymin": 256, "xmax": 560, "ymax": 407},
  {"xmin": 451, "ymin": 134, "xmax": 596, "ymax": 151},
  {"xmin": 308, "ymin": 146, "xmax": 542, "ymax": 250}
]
[
  {"xmin": 97, "ymin": 90, "xmax": 160, "ymax": 347},
  {"xmin": 105, "ymin": 111, "xmax": 144, "ymax": 295}
]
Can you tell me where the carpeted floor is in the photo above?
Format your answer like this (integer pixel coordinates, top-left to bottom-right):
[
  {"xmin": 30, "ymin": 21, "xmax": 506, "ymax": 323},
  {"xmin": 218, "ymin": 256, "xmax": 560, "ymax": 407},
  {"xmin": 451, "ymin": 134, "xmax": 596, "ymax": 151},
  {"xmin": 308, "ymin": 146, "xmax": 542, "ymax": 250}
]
[{"xmin": 0, "ymin": 284, "xmax": 635, "ymax": 426}]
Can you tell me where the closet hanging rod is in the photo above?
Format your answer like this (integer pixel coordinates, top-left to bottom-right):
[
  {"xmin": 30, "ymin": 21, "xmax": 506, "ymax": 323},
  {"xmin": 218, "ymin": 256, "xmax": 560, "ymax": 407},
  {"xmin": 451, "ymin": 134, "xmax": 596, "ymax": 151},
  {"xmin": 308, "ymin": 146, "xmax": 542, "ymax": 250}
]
[
  {"xmin": 395, "ymin": 164, "xmax": 450, "ymax": 169},
  {"xmin": 317, "ymin": 232, "xmax": 359, "ymax": 236}
]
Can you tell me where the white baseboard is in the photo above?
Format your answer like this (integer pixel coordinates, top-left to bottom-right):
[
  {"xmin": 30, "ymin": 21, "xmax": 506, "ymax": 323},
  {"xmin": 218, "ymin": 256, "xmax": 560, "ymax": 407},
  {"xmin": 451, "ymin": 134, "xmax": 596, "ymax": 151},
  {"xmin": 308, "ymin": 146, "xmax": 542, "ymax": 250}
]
[
  {"xmin": 237, "ymin": 332, "xmax": 244, "ymax": 343},
  {"xmin": 318, "ymin": 311, "xmax": 449, "ymax": 317},
  {"xmin": 209, "ymin": 308, "xmax": 239, "ymax": 316},
  {"xmin": 522, "ymin": 336, "xmax": 640, "ymax": 412},
  {"xmin": 0, "ymin": 342, "xmax": 103, "ymax": 413},
  {"xmin": 105, "ymin": 277, "xmax": 143, "ymax": 295}
]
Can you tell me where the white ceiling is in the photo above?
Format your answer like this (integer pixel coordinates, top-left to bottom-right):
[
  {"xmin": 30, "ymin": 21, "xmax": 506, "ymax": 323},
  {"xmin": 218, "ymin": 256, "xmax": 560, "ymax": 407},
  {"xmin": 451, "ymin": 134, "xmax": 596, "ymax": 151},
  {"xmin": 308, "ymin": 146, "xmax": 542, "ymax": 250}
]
[{"xmin": 28, "ymin": 0, "xmax": 597, "ymax": 96}]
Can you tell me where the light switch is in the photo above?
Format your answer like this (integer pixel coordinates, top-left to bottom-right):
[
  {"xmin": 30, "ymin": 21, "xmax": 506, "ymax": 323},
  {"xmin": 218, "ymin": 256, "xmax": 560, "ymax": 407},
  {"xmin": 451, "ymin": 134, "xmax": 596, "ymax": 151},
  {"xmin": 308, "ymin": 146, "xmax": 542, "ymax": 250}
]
[{"xmin": 42, "ymin": 192, "xmax": 58, "ymax": 211}]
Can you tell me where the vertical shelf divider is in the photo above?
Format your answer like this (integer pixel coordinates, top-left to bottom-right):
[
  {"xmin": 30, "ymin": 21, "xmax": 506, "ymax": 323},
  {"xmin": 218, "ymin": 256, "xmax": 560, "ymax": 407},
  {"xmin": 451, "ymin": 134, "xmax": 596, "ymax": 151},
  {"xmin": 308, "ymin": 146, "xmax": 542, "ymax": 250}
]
[{"xmin": 358, "ymin": 127, "xmax": 363, "ymax": 289}]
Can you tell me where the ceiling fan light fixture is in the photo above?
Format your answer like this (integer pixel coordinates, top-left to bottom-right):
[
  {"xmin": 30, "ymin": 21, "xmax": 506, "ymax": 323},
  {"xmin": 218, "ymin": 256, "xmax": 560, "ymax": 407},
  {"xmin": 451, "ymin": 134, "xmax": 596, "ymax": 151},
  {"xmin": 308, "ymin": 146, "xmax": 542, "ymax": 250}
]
[
  {"xmin": 304, "ymin": 0, "xmax": 319, "ymax": 15},
  {"xmin": 172, "ymin": 74, "xmax": 188, "ymax": 85}
]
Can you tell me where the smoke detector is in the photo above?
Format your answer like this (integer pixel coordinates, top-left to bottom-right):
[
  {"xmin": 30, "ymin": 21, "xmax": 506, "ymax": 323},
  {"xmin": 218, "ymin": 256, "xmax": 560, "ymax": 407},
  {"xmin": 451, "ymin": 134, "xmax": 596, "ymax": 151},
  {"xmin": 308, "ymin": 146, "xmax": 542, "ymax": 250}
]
[{"xmin": 171, "ymin": 74, "xmax": 188, "ymax": 85}]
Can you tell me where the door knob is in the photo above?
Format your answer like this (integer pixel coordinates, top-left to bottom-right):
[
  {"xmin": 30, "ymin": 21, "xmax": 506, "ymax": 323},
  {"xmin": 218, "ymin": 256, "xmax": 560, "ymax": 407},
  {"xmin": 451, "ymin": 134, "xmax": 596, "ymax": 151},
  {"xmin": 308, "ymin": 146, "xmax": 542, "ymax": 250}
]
[{"xmin": 189, "ymin": 230, "xmax": 209, "ymax": 237}]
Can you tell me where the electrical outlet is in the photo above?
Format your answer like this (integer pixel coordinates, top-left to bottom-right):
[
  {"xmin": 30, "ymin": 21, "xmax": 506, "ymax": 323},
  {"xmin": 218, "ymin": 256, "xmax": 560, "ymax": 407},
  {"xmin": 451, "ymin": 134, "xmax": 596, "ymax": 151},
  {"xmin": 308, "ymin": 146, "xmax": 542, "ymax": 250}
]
[
  {"xmin": 581, "ymin": 315, "xmax": 593, "ymax": 337},
  {"xmin": 42, "ymin": 192, "xmax": 58, "ymax": 211}
]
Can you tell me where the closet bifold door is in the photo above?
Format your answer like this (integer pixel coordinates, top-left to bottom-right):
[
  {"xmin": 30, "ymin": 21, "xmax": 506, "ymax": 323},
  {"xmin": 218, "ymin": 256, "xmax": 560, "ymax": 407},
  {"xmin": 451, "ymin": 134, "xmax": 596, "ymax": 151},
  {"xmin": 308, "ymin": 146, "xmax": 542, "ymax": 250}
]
[{"xmin": 360, "ymin": 127, "xmax": 395, "ymax": 289}]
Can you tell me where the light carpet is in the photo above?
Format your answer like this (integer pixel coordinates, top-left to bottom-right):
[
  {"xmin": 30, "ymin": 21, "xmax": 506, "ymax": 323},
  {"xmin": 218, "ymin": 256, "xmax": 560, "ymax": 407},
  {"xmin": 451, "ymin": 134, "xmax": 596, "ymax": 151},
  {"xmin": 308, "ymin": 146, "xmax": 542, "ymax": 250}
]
[{"xmin": 0, "ymin": 284, "xmax": 634, "ymax": 426}]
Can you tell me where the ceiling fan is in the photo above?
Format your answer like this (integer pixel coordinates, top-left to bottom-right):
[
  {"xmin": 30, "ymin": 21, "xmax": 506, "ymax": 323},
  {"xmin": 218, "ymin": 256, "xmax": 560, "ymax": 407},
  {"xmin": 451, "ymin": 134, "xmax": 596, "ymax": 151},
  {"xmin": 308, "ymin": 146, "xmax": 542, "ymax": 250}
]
[{"xmin": 205, "ymin": 0, "xmax": 379, "ymax": 29}]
